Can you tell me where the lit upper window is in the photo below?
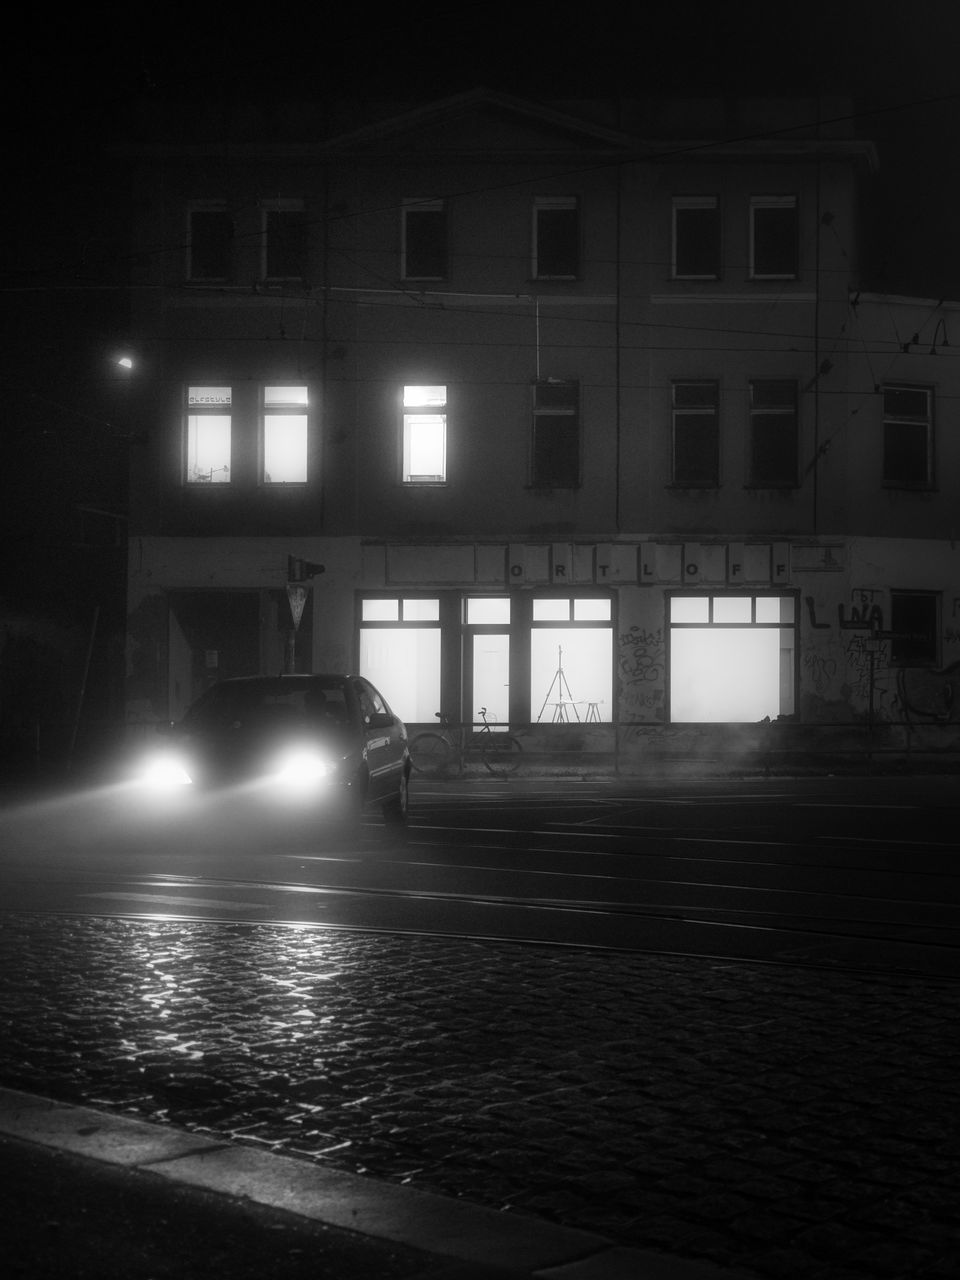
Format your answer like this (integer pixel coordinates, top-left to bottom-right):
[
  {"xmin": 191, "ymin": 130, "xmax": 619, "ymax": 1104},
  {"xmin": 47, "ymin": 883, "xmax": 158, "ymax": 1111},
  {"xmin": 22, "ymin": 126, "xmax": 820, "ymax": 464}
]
[
  {"xmin": 263, "ymin": 386, "xmax": 308, "ymax": 483},
  {"xmin": 402, "ymin": 385, "xmax": 447, "ymax": 483},
  {"xmin": 186, "ymin": 386, "xmax": 231, "ymax": 483}
]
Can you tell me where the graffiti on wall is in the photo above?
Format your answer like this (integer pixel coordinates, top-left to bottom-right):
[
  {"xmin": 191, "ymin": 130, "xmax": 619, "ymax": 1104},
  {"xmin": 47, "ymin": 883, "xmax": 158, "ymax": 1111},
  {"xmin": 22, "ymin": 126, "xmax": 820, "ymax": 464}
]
[
  {"xmin": 803, "ymin": 591, "xmax": 960, "ymax": 724},
  {"xmin": 618, "ymin": 625, "xmax": 665, "ymax": 719}
]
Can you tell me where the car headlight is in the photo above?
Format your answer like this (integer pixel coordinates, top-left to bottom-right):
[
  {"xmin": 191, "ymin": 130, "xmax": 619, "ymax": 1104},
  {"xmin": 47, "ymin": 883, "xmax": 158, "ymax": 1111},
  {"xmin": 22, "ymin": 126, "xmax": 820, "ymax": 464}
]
[
  {"xmin": 140, "ymin": 754, "xmax": 194, "ymax": 787},
  {"xmin": 270, "ymin": 748, "xmax": 335, "ymax": 788}
]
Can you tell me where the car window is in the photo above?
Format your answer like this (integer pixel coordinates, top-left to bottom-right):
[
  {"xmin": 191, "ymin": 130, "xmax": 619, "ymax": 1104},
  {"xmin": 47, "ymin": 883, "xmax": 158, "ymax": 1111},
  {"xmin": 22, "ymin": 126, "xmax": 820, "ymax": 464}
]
[
  {"xmin": 184, "ymin": 680, "xmax": 352, "ymax": 730},
  {"xmin": 353, "ymin": 679, "xmax": 386, "ymax": 723}
]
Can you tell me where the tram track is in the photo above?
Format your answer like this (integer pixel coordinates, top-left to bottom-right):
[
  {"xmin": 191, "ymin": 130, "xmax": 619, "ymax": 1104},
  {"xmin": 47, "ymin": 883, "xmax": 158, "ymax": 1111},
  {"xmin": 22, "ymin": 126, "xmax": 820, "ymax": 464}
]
[{"xmin": 3, "ymin": 777, "xmax": 959, "ymax": 976}]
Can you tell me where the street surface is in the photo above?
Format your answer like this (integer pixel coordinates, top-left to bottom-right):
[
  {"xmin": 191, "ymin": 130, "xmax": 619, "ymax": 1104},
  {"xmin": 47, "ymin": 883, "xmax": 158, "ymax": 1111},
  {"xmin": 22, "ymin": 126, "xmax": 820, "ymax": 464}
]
[
  {"xmin": 0, "ymin": 774, "xmax": 958, "ymax": 974},
  {"xmin": 0, "ymin": 774, "xmax": 958, "ymax": 1278}
]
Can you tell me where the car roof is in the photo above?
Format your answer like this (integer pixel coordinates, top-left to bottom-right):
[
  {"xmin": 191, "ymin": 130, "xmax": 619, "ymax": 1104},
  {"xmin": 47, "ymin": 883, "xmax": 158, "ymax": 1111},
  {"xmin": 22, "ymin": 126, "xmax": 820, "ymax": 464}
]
[{"xmin": 211, "ymin": 675, "xmax": 353, "ymax": 687}]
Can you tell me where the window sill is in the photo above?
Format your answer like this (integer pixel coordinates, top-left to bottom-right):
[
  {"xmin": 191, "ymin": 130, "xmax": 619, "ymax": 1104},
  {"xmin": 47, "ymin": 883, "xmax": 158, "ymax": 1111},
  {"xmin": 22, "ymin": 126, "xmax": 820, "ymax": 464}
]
[{"xmin": 743, "ymin": 483, "xmax": 799, "ymax": 491}]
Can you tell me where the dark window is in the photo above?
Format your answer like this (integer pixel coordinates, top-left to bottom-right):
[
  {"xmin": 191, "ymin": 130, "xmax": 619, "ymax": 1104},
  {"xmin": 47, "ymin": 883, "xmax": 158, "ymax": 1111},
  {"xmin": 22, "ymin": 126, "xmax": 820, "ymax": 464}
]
[
  {"xmin": 189, "ymin": 209, "xmax": 232, "ymax": 281},
  {"xmin": 883, "ymin": 385, "xmax": 933, "ymax": 488},
  {"xmin": 534, "ymin": 198, "xmax": 579, "ymax": 278},
  {"xmin": 532, "ymin": 380, "xmax": 579, "ymax": 487},
  {"xmin": 402, "ymin": 200, "xmax": 447, "ymax": 279},
  {"xmin": 749, "ymin": 380, "xmax": 798, "ymax": 487},
  {"xmin": 751, "ymin": 197, "xmax": 798, "ymax": 278},
  {"xmin": 672, "ymin": 382, "xmax": 719, "ymax": 486},
  {"xmin": 890, "ymin": 591, "xmax": 939, "ymax": 666},
  {"xmin": 265, "ymin": 207, "xmax": 307, "ymax": 279},
  {"xmin": 673, "ymin": 199, "xmax": 720, "ymax": 278}
]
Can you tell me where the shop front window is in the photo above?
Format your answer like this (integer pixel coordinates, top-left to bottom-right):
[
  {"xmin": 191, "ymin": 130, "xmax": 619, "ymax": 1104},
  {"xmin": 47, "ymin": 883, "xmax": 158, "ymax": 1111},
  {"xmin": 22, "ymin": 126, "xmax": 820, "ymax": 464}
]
[
  {"xmin": 669, "ymin": 594, "xmax": 796, "ymax": 722},
  {"xmin": 359, "ymin": 597, "xmax": 441, "ymax": 724},
  {"xmin": 532, "ymin": 597, "xmax": 613, "ymax": 722},
  {"xmin": 359, "ymin": 591, "xmax": 613, "ymax": 727}
]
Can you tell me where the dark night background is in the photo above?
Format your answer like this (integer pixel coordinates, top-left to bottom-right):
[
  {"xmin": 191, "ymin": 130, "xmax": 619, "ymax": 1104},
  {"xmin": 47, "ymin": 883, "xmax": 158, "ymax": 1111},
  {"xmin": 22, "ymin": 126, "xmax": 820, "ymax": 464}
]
[{"xmin": 2, "ymin": 0, "xmax": 959, "ymax": 768}]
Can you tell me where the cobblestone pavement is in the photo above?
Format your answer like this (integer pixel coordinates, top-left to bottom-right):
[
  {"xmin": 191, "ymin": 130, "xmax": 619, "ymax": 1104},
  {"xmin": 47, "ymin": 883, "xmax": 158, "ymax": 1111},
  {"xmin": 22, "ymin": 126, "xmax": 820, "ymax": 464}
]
[{"xmin": 1, "ymin": 912, "xmax": 959, "ymax": 1280}]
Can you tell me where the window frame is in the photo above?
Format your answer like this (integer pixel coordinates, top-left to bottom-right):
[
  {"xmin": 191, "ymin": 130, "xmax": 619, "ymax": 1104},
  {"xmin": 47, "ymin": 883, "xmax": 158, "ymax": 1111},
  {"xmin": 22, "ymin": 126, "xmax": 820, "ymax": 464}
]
[
  {"xmin": 401, "ymin": 198, "xmax": 448, "ymax": 281},
  {"xmin": 184, "ymin": 385, "xmax": 232, "ymax": 485},
  {"xmin": 401, "ymin": 385, "xmax": 448, "ymax": 485},
  {"xmin": 747, "ymin": 379, "xmax": 799, "ymax": 489},
  {"xmin": 667, "ymin": 591, "xmax": 799, "ymax": 723},
  {"xmin": 359, "ymin": 595, "xmax": 443, "ymax": 725},
  {"xmin": 261, "ymin": 199, "xmax": 307, "ymax": 282},
  {"xmin": 261, "ymin": 385, "xmax": 309, "ymax": 485},
  {"xmin": 531, "ymin": 379, "xmax": 580, "ymax": 489},
  {"xmin": 890, "ymin": 590, "xmax": 940, "ymax": 667},
  {"xmin": 532, "ymin": 196, "xmax": 580, "ymax": 280},
  {"xmin": 671, "ymin": 380, "xmax": 720, "ymax": 488},
  {"xmin": 882, "ymin": 384, "xmax": 934, "ymax": 489},
  {"xmin": 672, "ymin": 196, "xmax": 721, "ymax": 280},
  {"xmin": 749, "ymin": 195, "xmax": 799, "ymax": 280},
  {"xmin": 187, "ymin": 201, "xmax": 232, "ymax": 283}
]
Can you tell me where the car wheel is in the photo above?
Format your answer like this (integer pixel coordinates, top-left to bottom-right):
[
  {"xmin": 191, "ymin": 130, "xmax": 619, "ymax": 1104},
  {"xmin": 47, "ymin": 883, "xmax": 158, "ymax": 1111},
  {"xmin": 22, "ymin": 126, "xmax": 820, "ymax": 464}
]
[{"xmin": 382, "ymin": 769, "xmax": 409, "ymax": 824}]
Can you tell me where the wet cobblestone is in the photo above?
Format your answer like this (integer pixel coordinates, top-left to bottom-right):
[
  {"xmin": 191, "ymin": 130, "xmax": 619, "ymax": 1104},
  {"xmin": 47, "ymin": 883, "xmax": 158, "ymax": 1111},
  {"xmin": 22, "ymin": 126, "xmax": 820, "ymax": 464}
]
[{"xmin": 1, "ymin": 911, "xmax": 958, "ymax": 1279}]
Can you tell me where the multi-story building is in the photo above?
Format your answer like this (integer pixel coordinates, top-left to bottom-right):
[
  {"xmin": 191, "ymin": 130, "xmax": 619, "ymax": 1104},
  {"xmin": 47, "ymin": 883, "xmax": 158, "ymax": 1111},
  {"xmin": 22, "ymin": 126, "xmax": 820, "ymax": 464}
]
[{"xmin": 121, "ymin": 90, "xmax": 960, "ymax": 769}]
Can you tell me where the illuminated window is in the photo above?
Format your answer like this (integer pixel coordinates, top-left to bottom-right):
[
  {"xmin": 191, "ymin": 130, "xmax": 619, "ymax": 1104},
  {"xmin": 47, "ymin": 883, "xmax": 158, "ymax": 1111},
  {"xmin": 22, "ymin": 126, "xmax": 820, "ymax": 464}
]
[
  {"xmin": 359, "ymin": 597, "xmax": 441, "ymax": 722},
  {"xmin": 532, "ymin": 380, "xmax": 579, "ymax": 488},
  {"xmin": 673, "ymin": 197, "xmax": 720, "ymax": 279},
  {"xmin": 263, "ymin": 200, "xmax": 307, "ymax": 280},
  {"xmin": 533, "ymin": 197, "xmax": 579, "ymax": 279},
  {"xmin": 749, "ymin": 380, "xmax": 798, "ymax": 487},
  {"xmin": 750, "ymin": 196, "xmax": 798, "ymax": 279},
  {"xmin": 188, "ymin": 203, "xmax": 232, "ymax": 281},
  {"xmin": 672, "ymin": 381, "xmax": 719, "ymax": 487},
  {"xmin": 669, "ymin": 594, "xmax": 796, "ymax": 722},
  {"xmin": 883, "ymin": 385, "xmax": 933, "ymax": 488},
  {"xmin": 263, "ymin": 386, "xmax": 308, "ymax": 483},
  {"xmin": 402, "ymin": 199, "xmax": 447, "ymax": 280},
  {"xmin": 185, "ymin": 386, "xmax": 231, "ymax": 483},
  {"xmin": 402, "ymin": 385, "xmax": 447, "ymax": 483},
  {"xmin": 531, "ymin": 596, "xmax": 612, "ymax": 723}
]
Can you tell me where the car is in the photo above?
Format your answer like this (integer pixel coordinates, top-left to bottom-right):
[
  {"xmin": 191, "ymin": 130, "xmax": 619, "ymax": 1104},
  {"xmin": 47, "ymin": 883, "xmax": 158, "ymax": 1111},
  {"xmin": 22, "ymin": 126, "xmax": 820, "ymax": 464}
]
[{"xmin": 137, "ymin": 674, "xmax": 410, "ymax": 825}]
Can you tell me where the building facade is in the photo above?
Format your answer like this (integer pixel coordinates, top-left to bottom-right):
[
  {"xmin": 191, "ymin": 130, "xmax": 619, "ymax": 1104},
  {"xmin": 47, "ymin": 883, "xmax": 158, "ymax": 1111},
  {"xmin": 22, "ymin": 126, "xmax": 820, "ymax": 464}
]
[{"xmin": 122, "ymin": 91, "xmax": 960, "ymax": 769}]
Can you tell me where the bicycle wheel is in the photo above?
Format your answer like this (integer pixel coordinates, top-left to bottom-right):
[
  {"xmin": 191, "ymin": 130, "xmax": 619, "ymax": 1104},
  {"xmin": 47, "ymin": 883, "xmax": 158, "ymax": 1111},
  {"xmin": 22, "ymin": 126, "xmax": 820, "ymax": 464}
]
[
  {"xmin": 409, "ymin": 732, "xmax": 453, "ymax": 778},
  {"xmin": 480, "ymin": 734, "xmax": 522, "ymax": 777}
]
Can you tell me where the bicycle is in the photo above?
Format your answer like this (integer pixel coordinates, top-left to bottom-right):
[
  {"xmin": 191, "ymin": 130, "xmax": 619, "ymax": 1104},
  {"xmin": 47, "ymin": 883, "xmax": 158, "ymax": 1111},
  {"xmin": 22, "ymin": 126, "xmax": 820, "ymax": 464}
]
[{"xmin": 409, "ymin": 708, "xmax": 523, "ymax": 779}]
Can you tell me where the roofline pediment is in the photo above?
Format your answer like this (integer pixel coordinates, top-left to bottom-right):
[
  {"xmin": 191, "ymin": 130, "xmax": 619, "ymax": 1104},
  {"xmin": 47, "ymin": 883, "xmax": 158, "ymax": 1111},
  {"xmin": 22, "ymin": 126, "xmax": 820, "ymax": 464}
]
[{"xmin": 318, "ymin": 88, "xmax": 637, "ymax": 154}]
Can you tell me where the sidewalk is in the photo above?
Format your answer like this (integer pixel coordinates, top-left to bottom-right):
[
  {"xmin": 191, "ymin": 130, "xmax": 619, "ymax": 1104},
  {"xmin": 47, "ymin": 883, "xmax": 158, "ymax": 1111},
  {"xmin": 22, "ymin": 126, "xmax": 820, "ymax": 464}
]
[{"xmin": 0, "ymin": 1089, "xmax": 751, "ymax": 1280}]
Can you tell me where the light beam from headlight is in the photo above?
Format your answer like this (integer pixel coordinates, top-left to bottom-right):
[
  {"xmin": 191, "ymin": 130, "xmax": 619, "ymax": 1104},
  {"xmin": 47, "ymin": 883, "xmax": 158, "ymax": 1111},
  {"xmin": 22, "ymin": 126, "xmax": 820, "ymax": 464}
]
[
  {"xmin": 270, "ymin": 748, "xmax": 334, "ymax": 789},
  {"xmin": 140, "ymin": 755, "xmax": 194, "ymax": 788}
]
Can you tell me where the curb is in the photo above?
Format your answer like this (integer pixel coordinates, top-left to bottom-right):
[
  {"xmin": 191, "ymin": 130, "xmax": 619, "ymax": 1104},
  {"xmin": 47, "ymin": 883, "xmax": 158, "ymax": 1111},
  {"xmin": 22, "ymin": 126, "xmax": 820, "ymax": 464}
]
[{"xmin": 0, "ymin": 1087, "xmax": 758, "ymax": 1280}]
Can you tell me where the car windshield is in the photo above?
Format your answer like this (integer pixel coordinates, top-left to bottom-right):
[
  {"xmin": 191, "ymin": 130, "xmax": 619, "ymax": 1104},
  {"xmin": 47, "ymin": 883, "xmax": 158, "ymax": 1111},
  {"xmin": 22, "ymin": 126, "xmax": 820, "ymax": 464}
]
[{"xmin": 184, "ymin": 680, "xmax": 352, "ymax": 733}]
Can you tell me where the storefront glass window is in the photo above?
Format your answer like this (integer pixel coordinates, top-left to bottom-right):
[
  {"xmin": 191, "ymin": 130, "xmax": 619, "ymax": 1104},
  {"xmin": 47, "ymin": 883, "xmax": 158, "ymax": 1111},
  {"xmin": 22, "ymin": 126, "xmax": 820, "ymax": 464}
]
[
  {"xmin": 531, "ymin": 597, "xmax": 613, "ymax": 722},
  {"xmin": 669, "ymin": 594, "xmax": 796, "ymax": 722},
  {"xmin": 359, "ymin": 597, "xmax": 441, "ymax": 723}
]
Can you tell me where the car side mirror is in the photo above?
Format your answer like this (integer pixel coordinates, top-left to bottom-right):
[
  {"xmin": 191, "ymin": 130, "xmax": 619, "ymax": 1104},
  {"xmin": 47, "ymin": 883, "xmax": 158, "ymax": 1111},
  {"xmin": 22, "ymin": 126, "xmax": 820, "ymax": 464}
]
[{"xmin": 366, "ymin": 712, "xmax": 395, "ymax": 730}]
